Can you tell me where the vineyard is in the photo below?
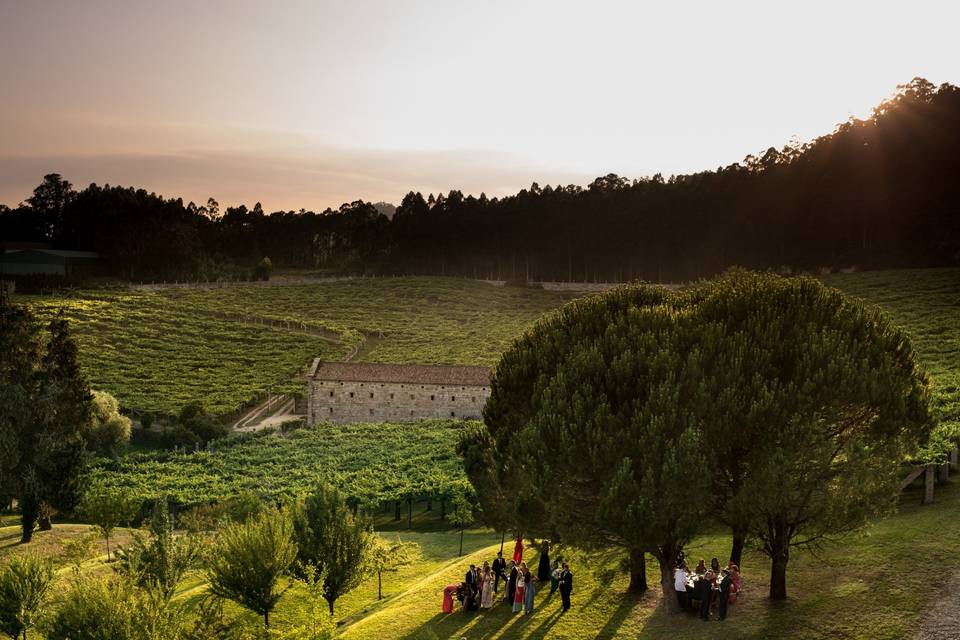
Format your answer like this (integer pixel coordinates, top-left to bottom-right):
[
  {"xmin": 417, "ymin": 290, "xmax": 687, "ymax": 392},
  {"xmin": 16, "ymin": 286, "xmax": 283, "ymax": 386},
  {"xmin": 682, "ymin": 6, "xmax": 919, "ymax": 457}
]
[
  {"xmin": 18, "ymin": 278, "xmax": 574, "ymax": 417},
  {"xmin": 93, "ymin": 420, "xmax": 471, "ymax": 511}
]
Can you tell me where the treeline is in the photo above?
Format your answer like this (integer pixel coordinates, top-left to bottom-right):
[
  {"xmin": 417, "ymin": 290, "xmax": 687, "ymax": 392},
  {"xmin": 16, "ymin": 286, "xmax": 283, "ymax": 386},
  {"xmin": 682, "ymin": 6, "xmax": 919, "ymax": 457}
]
[{"xmin": 2, "ymin": 78, "xmax": 958, "ymax": 282}]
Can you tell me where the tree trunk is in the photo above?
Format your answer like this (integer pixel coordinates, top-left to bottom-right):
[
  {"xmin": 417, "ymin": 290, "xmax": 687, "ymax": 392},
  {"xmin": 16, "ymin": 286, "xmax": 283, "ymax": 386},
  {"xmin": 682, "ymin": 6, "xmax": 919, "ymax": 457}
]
[
  {"xmin": 499, "ymin": 532, "xmax": 505, "ymax": 555},
  {"xmin": 407, "ymin": 499, "xmax": 412, "ymax": 529},
  {"xmin": 459, "ymin": 528, "xmax": 464, "ymax": 556},
  {"xmin": 394, "ymin": 500, "xmax": 401, "ymax": 521},
  {"xmin": 440, "ymin": 499, "xmax": 446, "ymax": 520},
  {"xmin": 628, "ymin": 547, "xmax": 647, "ymax": 592},
  {"xmin": 264, "ymin": 609, "xmax": 269, "ymax": 630},
  {"xmin": 378, "ymin": 571, "xmax": 383, "ymax": 600},
  {"xmin": 657, "ymin": 554, "xmax": 679, "ymax": 613},
  {"xmin": 729, "ymin": 527, "xmax": 747, "ymax": 567},
  {"xmin": 20, "ymin": 494, "xmax": 38, "ymax": 543},
  {"xmin": 768, "ymin": 537, "xmax": 790, "ymax": 600},
  {"xmin": 105, "ymin": 534, "xmax": 111, "ymax": 561},
  {"xmin": 327, "ymin": 597, "xmax": 335, "ymax": 615}
]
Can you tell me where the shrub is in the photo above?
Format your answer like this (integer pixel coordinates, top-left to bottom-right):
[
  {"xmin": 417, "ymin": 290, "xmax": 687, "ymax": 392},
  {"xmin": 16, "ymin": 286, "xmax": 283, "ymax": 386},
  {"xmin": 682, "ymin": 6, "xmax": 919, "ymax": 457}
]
[{"xmin": 0, "ymin": 555, "xmax": 55, "ymax": 640}]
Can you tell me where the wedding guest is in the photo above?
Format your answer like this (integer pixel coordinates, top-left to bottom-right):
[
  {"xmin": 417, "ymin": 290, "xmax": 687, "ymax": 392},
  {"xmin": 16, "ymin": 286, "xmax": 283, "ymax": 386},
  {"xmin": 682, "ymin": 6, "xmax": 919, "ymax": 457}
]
[
  {"xmin": 512, "ymin": 563, "xmax": 527, "ymax": 613},
  {"xmin": 726, "ymin": 562, "xmax": 742, "ymax": 603},
  {"xmin": 558, "ymin": 562, "xmax": 574, "ymax": 612},
  {"xmin": 718, "ymin": 569, "xmax": 732, "ymax": 620},
  {"xmin": 481, "ymin": 565, "xmax": 495, "ymax": 609},
  {"xmin": 506, "ymin": 561, "xmax": 518, "ymax": 604},
  {"xmin": 673, "ymin": 562, "xmax": 690, "ymax": 609},
  {"xmin": 697, "ymin": 571, "xmax": 714, "ymax": 620},
  {"xmin": 492, "ymin": 551, "xmax": 507, "ymax": 593},
  {"xmin": 550, "ymin": 558, "xmax": 560, "ymax": 595},
  {"xmin": 524, "ymin": 564, "xmax": 537, "ymax": 613},
  {"xmin": 695, "ymin": 559, "xmax": 707, "ymax": 575}
]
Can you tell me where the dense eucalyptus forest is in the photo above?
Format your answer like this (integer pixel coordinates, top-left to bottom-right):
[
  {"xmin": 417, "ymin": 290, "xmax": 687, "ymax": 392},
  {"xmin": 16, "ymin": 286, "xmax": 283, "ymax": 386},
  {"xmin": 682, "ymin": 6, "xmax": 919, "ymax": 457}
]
[{"xmin": 2, "ymin": 78, "xmax": 958, "ymax": 282}]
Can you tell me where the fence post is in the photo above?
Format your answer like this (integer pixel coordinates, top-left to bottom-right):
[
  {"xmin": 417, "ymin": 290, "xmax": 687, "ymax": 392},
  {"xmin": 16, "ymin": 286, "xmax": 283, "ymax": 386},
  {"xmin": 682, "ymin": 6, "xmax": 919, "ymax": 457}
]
[
  {"xmin": 939, "ymin": 461, "xmax": 950, "ymax": 483},
  {"xmin": 951, "ymin": 448, "xmax": 959, "ymax": 471},
  {"xmin": 923, "ymin": 464, "xmax": 935, "ymax": 504}
]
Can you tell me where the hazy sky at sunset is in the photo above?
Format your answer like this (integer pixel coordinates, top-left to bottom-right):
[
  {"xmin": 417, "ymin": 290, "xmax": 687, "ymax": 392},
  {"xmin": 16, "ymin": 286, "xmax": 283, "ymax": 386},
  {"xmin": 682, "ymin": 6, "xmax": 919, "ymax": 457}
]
[{"xmin": 1, "ymin": 0, "xmax": 958, "ymax": 211}]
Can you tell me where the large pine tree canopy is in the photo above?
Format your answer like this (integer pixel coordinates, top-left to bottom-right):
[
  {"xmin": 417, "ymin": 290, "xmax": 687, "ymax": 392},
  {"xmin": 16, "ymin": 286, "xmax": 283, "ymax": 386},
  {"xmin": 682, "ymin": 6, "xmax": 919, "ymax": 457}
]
[{"xmin": 461, "ymin": 270, "xmax": 934, "ymax": 603}]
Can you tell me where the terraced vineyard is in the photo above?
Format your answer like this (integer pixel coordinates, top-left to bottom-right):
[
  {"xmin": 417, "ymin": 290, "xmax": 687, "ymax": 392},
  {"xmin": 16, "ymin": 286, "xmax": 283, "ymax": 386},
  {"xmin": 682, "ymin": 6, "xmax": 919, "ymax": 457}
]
[{"xmin": 18, "ymin": 278, "xmax": 575, "ymax": 417}]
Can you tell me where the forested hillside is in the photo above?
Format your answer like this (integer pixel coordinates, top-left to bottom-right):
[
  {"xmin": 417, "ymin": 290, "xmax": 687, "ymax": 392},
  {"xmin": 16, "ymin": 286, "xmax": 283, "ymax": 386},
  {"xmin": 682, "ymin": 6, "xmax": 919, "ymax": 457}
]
[{"xmin": 2, "ymin": 78, "xmax": 958, "ymax": 282}]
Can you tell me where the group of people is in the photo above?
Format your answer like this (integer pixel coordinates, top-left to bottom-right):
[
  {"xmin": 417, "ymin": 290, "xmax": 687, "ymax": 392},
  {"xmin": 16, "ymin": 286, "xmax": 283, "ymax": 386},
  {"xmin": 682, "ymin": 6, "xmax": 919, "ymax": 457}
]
[
  {"xmin": 673, "ymin": 552, "xmax": 743, "ymax": 622},
  {"xmin": 445, "ymin": 549, "xmax": 574, "ymax": 615}
]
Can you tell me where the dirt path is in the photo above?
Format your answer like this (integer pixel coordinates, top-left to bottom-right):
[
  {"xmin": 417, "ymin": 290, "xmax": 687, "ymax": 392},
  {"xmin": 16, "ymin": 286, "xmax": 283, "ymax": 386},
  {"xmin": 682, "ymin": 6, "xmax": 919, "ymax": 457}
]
[{"xmin": 915, "ymin": 570, "xmax": 960, "ymax": 639}]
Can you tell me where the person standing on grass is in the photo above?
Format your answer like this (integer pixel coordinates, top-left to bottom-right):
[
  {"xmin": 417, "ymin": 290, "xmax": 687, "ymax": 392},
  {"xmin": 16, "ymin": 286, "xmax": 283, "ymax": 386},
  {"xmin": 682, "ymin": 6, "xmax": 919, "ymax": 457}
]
[
  {"xmin": 524, "ymin": 564, "xmax": 537, "ymax": 613},
  {"xmin": 493, "ymin": 551, "xmax": 507, "ymax": 593},
  {"xmin": 512, "ymin": 563, "xmax": 527, "ymax": 613},
  {"xmin": 674, "ymin": 561, "xmax": 690, "ymax": 610},
  {"xmin": 697, "ymin": 571, "xmax": 714, "ymax": 620},
  {"xmin": 718, "ymin": 569, "xmax": 732, "ymax": 620},
  {"xmin": 558, "ymin": 562, "xmax": 574, "ymax": 612},
  {"xmin": 550, "ymin": 558, "xmax": 560, "ymax": 595},
  {"xmin": 506, "ymin": 560, "xmax": 518, "ymax": 604},
  {"xmin": 481, "ymin": 565, "xmax": 495, "ymax": 609}
]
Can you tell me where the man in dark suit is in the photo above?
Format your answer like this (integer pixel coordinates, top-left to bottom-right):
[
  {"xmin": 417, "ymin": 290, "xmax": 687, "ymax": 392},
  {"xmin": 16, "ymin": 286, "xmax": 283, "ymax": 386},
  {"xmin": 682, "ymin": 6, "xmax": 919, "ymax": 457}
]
[
  {"xmin": 558, "ymin": 562, "xmax": 574, "ymax": 612},
  {"xmin": 465, "ymin": 564, "xmax": 478, "ymax": 588},
  {"xmin": 697, "ymin": 572, "xmax": 714, "ymax": 620},
  {"xmin": 492, "ymin": 552, "xmax": 507, "ymax": 593},
  {"xmin": 718, "ymin": 569, "xmax": 732, "ymax": 620}
]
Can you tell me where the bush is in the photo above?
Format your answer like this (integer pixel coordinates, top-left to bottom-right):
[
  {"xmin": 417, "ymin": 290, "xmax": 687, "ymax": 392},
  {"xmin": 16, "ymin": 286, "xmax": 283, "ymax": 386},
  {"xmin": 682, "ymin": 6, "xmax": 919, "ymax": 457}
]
[
  {"xmin": 0, "ymin": 555, "xmax": 55, "ymax": 639},
  {"xmin": 44, "ymin": 577, "xmax": 182, "ymax": 640},
  {"xmin": 87, "ymin": 390, "xmax": 132, "ymax": 457}
]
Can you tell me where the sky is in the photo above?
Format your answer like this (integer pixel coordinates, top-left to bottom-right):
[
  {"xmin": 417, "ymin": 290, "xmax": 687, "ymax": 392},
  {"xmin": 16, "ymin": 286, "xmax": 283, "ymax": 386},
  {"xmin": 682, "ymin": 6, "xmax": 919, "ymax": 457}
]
[{"xmin": 1, "ymin": 0, "xmax": 958, "ymax": 212}]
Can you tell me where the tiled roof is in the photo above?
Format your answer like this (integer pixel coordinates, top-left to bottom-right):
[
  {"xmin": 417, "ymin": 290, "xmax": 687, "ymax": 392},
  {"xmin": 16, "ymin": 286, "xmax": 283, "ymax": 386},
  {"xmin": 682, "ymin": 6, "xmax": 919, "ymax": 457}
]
[{"xmin": 311, "ymin": 361, "xmax": 490, "ymax": 386}]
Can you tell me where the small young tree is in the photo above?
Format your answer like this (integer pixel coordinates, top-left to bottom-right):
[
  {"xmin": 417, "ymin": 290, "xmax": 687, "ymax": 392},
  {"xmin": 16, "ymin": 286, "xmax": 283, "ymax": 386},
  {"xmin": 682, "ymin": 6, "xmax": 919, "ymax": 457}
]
[
  {"xmin": 448, "ymin": 491, "xmax": 475, "ymax": 557},
  {"xmin": 206, "ymin": 507, "xmax": 297, "ymax": 630},
  {"xmin": 78, "ymin": 485, "xmax": 140, "ymax": 561},
  {"xmin": 292, "ymin": 484, "xmax": 373, "ymax": 616},
  {"xmin": 116, "ymin": 499, "xmax": 203, "ymax": 600},
  {"xmin": 367, "ymin": 537, "xmax": 420, "ymax": 600},
  {"xmin": 0, "ymin": 555, "xmax": 55, "ymax": 640}
]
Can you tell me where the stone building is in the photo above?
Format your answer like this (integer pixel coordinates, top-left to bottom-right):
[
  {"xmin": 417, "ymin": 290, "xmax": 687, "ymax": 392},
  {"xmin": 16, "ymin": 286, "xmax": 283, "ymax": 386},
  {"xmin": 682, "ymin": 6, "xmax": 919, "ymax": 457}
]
[{"xmin": 305, "ymin": 359, "xmax": 492, "ymax": 425}]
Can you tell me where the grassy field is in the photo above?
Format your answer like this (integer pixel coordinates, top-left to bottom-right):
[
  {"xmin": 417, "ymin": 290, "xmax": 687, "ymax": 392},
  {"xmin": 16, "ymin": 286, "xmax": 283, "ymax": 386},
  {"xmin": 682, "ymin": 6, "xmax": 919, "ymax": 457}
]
[
  {"xmin": 3, "ymin": 478, "xmax": 957, "ymax": 639},
  {"xmin": 17, "ymin": 278, "xmax": 574, "ymax": 417}
]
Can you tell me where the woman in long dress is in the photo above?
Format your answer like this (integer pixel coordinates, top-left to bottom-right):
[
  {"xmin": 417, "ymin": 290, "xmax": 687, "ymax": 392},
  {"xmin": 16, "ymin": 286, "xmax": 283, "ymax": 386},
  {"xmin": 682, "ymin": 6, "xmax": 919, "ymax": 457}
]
[
  {"xmin": 481, "ymin": 566, "xmax": 495, "ymax": 609},
  {"xmin": 512, "ymin": 563, "xmax": 527, "ymax": 613},
  {"xmin": 523, "ymin": 566, "xmax": 536, "ymax": 613}
]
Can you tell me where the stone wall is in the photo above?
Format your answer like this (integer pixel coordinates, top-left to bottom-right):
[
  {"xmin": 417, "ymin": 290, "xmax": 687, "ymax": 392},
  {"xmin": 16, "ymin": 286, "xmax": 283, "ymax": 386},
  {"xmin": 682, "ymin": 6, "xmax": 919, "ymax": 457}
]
[{"xmin": 307, "ymin": 378, "xmax": 490, "ymax": 425}]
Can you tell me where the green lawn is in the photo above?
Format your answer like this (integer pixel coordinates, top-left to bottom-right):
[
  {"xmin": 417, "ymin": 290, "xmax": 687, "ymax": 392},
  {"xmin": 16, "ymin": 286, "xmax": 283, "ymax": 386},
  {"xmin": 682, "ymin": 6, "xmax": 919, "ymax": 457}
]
[{"xmin": 8, "ymin": 477, "xmax": 956, "ymax": 639}]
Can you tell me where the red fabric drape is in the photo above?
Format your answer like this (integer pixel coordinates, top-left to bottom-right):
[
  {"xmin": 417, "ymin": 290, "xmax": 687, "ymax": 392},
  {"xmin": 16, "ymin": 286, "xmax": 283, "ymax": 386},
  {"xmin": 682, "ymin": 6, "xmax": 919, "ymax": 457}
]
[{"xmin": 512, "ymin": 536, "xmax": 523, "ymax": 563}]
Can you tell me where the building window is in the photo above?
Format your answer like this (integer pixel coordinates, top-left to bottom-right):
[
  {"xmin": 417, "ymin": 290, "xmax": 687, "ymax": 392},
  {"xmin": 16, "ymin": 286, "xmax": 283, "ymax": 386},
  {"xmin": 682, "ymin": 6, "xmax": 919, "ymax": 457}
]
[
  {"xmin": 451, "ymin": 396, "xmax": 456, "ymax": 401},
  {"xmin": 329, "ymin": 407, "xmax": 333, "ymax": 413},
  {"xmin": 410, "ymin": 394, "xmax": 414, "ymax": 400},
  {"xmin": 329, "ymin": 391, "xmax": 333, "ymax": 397},
  {"xmin": 349, "ymin": 392, "xmax": 354, "ymax": 398},
  {"xmin": 472, "ymin": 397, "xmax": 476, "ymax": 402},
  {"xmin": 369, "ymin": 392, "xmax": 374, "ymax": 399},
  {"xmin": 390, "ymin": 393, "xmax": 394, "ymax": 399},
  {"xmin": 450, "ymin": 411, "xmax": 455, "ymax": 417},
  {"xmin": 369, "ymin": 408, "xmax": 374, "ymax": 415}
]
